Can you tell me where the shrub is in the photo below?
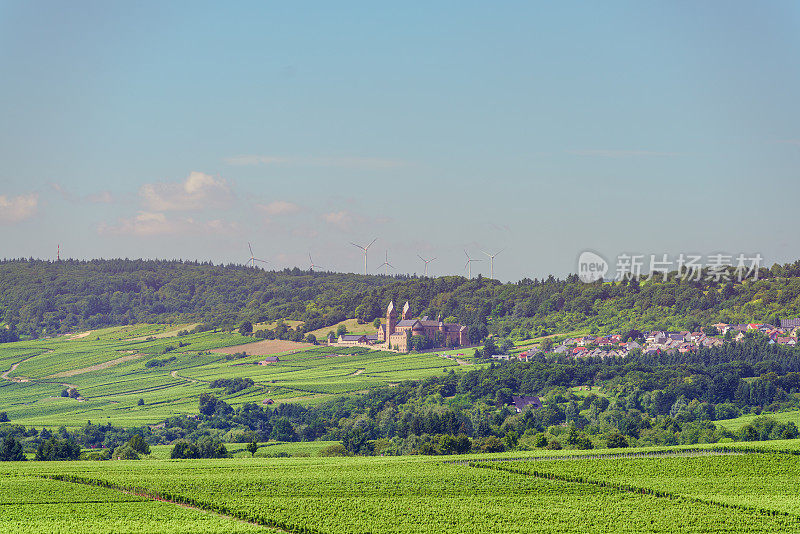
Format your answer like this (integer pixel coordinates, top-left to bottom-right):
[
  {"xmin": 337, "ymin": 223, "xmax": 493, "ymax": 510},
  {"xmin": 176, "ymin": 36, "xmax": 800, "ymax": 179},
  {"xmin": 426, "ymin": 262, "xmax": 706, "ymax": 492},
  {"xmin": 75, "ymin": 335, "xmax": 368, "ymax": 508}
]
[
  {"xmin": 171, "ymin": 441, "xmax": 199, "ymax": 459},
  {"xmin": 0, "ymin": 436, "xmax": 25, "ymax": 461},
  {"xmin": 127, "ymin": 434, "xmax": 150, "ymax": 455},
  {"xmin": 606, "ymin": 433, "xmax": 629, "ymax": 448},
  {"xmin": 35, "ymin": 437, "xmax": 81, "ymax": 461},
  {"xmin": 112, "ymin": 445, "xmax": 140, "ymax": 460},
  {"xmin": 209, "ymin": 377, "xmax": 254, "ymax": 395},
  {"xmin": 81, "ymin": 448, "xmax": 112, "ymax": 461},
  {"xmin": 318, "ymin": 443, "xmax": 349, "ymax": 457},
  {"xmin": 171, "ymin": 438, "xmax": 228, "ymax": 459},
  {"xmin": 145, "ymin": 356, "xmax": 177, "ymax": 368},
  {"xmin": 476, "ymin": 436, "xmax": 505, "ymax": 453}
]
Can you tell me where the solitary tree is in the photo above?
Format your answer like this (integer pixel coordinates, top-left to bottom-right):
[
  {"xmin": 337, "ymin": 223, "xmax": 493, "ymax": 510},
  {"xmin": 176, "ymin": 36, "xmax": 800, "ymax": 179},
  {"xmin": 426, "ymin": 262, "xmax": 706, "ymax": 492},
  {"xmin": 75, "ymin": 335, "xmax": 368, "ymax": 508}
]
[
  {"xmin": 238, "ymin": 321, "xmax": 253, "ymax": 336},
  {"xmin": 0, "ymin": 436, "xmax": 25, "ymax": 461},
  {"xmin": 246, "ymin": 440, "xmax": 259, "ymax": 457},
  {"xmin": 127, "ymin": 434, "xmax": 150, "ymax": 455}
]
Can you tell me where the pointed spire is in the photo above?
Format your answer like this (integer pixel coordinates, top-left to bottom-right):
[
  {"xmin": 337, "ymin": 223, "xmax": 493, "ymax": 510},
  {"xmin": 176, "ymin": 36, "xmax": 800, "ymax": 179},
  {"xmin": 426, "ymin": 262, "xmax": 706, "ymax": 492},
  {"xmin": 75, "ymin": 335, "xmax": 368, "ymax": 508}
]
[{"xmin": 387, "ymin": 301, "xmax": 395, "ymax": 315}]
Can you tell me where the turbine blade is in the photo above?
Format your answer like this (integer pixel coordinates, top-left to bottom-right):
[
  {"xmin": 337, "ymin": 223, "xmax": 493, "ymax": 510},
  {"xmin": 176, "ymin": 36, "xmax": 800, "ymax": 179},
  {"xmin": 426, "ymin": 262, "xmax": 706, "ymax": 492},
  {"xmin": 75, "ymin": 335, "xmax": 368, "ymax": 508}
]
[
  {"xmin": 351, "ymin": 243, "xmax": 365, "ymax": 251},
  {"xmin": 249, "ymin": 242, "xmax": 254, "ymax": 256},
  {"xmin": 366, "ymin": 238, "xmax": 377, "ymax": 250}
]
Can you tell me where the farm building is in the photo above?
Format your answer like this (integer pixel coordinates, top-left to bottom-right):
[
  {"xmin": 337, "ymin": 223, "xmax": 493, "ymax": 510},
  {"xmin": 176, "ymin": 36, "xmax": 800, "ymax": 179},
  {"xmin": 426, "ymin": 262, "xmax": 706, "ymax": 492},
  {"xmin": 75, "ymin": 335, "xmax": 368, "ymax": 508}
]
[
  {"xmin": 511, "ymin": 396, "xmax": 543, "ymax": 413},
  {"xmin": 337, "ymin": 334, "xmax": 369, "ymax": 345}
]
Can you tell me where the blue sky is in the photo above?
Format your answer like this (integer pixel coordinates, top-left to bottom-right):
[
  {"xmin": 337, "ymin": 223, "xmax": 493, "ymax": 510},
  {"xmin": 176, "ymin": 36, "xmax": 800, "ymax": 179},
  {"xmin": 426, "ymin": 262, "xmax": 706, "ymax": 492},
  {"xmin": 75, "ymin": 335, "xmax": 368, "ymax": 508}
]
[{"xmin": 1, "ymin": 1, "xmax": 799, "ymax": 280}]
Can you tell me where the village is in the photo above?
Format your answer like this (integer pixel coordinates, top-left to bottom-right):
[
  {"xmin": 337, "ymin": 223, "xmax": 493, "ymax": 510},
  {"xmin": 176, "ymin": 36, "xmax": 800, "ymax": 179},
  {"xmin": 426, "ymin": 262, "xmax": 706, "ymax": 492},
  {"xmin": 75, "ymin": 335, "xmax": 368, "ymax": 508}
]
[{"xmin": 504, "ymin": 318, "xmax": 800, "ymax": 362}]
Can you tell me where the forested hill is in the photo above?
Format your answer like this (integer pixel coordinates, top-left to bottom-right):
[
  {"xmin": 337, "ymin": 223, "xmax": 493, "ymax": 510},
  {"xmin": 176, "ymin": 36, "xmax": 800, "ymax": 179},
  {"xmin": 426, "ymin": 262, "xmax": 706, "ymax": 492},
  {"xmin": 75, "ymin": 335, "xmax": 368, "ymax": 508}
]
[{"xmin": 3, "ymin": 258, "xmax": 800, "ymax": 340}]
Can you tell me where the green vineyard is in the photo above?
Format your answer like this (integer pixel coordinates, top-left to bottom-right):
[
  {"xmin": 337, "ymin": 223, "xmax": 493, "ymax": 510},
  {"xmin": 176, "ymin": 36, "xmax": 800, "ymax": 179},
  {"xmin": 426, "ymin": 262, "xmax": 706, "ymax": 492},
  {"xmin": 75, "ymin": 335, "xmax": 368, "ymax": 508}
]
[
  {"xmin": 0, "ymin": 326, "xmax": 475, "ymax": 427},
  {"xmin": 3, "ymin": 442, "xmax": 800, "ymax": 533}
]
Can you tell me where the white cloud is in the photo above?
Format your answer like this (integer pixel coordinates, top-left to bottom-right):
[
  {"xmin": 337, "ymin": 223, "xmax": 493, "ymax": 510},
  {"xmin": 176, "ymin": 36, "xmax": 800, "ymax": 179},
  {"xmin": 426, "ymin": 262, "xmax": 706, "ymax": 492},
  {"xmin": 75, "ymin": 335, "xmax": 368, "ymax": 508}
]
[
  {"xmin": 98, "ymin": 211, "xmax": 237, "ymax": 237},
  {"xmin": 140, "ymin": 171, "xmax": 233, "ymax": 211},
  {"xmin": 322, "ymin": 210, "xmax": 353, "ymax": 229},
  {"xmin": 0, "ymin": 193, "xmax": 38, "ymax": 223},
  {"xmin": 225, "ymin": 154, "xmax": 406, "ymax": 170},
  {"xmin": 257, "ymin": 200, "xmax": 301, "ymax": 216},
  {"xmin": 568, "ymin": 149, "xmax": 679, "ymax": 158}
]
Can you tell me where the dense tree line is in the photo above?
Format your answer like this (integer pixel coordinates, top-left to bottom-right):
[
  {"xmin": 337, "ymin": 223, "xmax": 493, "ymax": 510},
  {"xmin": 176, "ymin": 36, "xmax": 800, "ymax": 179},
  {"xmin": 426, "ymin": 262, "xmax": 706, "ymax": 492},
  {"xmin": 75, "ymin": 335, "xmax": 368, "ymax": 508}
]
[{"xmin": 4, "ymin": 259, "xmax": 800, "ymax": 342}]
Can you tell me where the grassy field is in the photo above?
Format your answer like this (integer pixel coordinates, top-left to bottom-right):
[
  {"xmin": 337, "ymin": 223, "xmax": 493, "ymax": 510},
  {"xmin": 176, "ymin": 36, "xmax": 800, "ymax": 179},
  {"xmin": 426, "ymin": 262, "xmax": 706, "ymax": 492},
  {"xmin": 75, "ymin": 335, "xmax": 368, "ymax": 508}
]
[
  {"xmin": 253, "ymin": 319, "xmax": 304, "ymax": 331},
  {"xmin": 715, "ymin": 409, "xmax": 800, "ymax": 431},
  {"xmin": 2, "ymin": 440, "xmax": 800, "ymax": 533},
  {"xmin": 0, "ymin": 325, "xmax": 482, "ymax": 427},
  {"xmin": 305, "ymin": 318, "xmax": 384, "ymax": 339}
]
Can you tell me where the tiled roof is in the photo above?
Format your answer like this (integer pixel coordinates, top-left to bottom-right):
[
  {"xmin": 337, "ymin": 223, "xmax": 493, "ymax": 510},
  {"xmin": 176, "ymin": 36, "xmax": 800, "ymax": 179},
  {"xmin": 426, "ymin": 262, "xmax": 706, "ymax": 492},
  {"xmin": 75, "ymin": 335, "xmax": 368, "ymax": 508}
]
[{"xmin": 512, "ymin": 396, "xmax": 542, "ymax": 411}]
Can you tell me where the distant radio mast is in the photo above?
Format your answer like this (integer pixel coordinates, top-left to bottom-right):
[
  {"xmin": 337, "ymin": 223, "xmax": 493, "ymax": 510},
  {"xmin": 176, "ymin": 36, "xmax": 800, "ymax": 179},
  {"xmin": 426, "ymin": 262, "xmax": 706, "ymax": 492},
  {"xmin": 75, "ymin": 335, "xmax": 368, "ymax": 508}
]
[{"xmin": 57, "ymin": 244, "xmax": 60, "ymax": 261}]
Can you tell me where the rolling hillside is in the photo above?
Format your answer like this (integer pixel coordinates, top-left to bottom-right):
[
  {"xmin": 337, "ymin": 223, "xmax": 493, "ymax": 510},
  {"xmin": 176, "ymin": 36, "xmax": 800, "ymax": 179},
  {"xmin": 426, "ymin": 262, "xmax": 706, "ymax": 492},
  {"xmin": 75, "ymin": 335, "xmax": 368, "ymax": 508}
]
[
  {"xmin": 0, "ymin": 324, "xmax": 480, "ymax": 427},
  {"xmin": 4, "ymin": 259, "xmax": 800, "ymax": 345}
]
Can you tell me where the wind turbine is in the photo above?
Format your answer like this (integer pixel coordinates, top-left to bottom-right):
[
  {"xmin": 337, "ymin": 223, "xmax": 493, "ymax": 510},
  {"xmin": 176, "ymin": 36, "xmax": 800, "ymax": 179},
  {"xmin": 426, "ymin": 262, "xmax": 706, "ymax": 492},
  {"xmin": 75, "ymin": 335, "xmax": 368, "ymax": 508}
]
[
  {"xmin": 481, "ymin": 249, "xmax": 504, "ymax": 280},
  {"xmin": 376, "ymin": 250, "xmax": 395, "ymax": 273},
  {"xmin": 246, "ymin": 242, "xmax": 270, "ymax": 268},
  {"xmin": 308, "ymin": 254, "xmax": 320, "ymax": 272},
  {"xmin": 351, "ymin": 238, "xmax": 377, "ymax": 275},
  {"xmin": 464, "ymin": 250, "xmax": 482, "ymax": 279},
  {"xmin": 417, "ymin": 255, "xmax": 436, "ymax": 276}
]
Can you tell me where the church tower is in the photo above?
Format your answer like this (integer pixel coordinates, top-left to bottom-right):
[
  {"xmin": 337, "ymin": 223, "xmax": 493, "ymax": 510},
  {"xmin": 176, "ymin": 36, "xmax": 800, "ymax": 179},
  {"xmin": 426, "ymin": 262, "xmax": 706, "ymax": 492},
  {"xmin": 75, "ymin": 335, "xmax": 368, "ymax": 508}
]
[
  {"xmin": 402, "ymin": 301, "xmax": 411, "ymax": 320},
  {"xmin": 386, "ymin": 301, "xmax": 397, "ymax": 338}
]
